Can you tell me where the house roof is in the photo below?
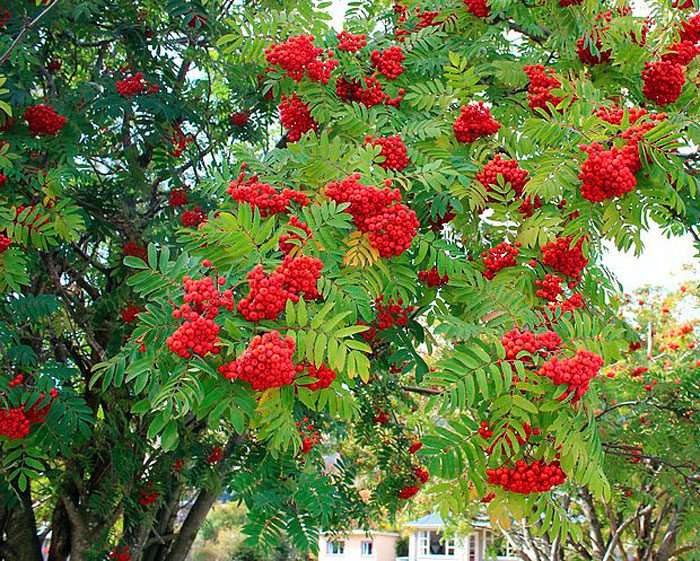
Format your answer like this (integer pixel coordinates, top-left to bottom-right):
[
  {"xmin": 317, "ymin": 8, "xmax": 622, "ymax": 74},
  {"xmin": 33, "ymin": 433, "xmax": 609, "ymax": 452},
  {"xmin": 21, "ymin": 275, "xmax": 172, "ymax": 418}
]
[
  {"xmin": 322, "ymin": 529, "xmax": 401, "ymax": 538},
  {"xmin": 404, "ymin": 513, "xmax": 445, "ymax": 528}
]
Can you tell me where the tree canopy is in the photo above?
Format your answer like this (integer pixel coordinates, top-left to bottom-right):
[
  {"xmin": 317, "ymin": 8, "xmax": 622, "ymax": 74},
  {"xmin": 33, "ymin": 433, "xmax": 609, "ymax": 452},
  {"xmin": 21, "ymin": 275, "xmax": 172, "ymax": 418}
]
[{"xmin": 0, "ymin": 0, "xmax": 699, "ymax": 560}]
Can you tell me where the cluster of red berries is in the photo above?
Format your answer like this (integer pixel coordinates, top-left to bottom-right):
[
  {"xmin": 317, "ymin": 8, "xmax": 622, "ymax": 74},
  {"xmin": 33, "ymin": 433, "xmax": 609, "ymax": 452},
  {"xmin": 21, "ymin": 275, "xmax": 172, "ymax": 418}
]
[
  {"xmin": 463, "ymin": 0, "xmax": 490, "ymax": 18},
  {"xmin": 218, "ymin": 330, "xmax": 296, "ymax": 391},
  {"xmin": 500, "ymin": 328, "xmax": 562, "ymax": 361},
  {"xmin": 278, "ymin": 93, "xmax": 319, "ymax": 142},
  {"xmin": 265, "ymin": 35, "xmax": 338, "ymax": 85},
  {"xmin": 577, "ymin": 33, "xmax": 611, "ymax": 66},
  {"xmin": 560, "ymin": 0, "xmax": 583, "ymax": 6},
  {"xmin": 138, "ymin": 484, "xmax": 159, "ymax": 506},
  {"xmin": 336, "ymin": 76, "xmax": 404, "ymax": 107},
  {"xmin": 482, "ymin": 241, "xmax": 520, "ymax": 279},
  {"xmin": 546, "ymin": 293, "xmax": 584, "ymax": 317},
  {"xmin": 399, "ymin": 466, "xmax": 430, "ymax": 499},
  {"xmin": 477, "ymin": 155, "xmax": 529, "ymax": 197},
  {"xmin": 535, "ymin": 274, "xmax": 564, "ymax": 301},
  {"xmin": 662, "ymin": 40, "xmax": 700, "ymax": 66},
  {"xmin": 121, "ymin": 304, "xmax": 142, "ymax": 323},
  {"xmin": 122, "ymin": 241, "xmax": 147, "ymax": 260},
  {"xmin": 680, "ymin": 14, "xmax": 700, "ymax": 43},
  {"xmin": 0, "ymin": 234, "xmax": 11, "ymax": 253},
  {"xmin": 229, "ymin": 111, "xmax": 249, "ymax": 127},
  {"xmin": 166, "ymin": 275, "xmax": 234, "ymax": 358},
  {"xmin": 408, "ymin": 440, "xmax": 423, "ymax": 454},
  {"xmin": 642, "ymin": 61, "xmax": 685, "ymax": 107},
  {"xmin": 108, "ymin": 546, "xmax": 132, "ymax": 561},
  {"xmin": 297, "ymin": 418, "xmax": 321, "ymax": 454},
  {"xmin": 478, "ymin": 421, "xmax": 494, "ymax": 439},
  {"xmin": 237, "ymin": 255, "xmax": 323, "ymax": 322},
  {"xmin": 365, "ymin": 135, "xmax": 409, "ymax": 171},
  {"xmin": 326, "ymin": 174, "xmax": 418, "ymax": 257},
  {"xmin": 373, "ymin": 407, "xmax": 391, "ymax": 424},
  {"xmin": 279, "ymin": 215, "xmax": 312, "ymax": 254},
  {"xmin": 523, "ymin": 65, "xmax": 563, "ymax": 111},
  {"xmin": 375, "ymin": 295, "xmax": 414, "ymax": 330},
  {"xmin": 0, "ymin": 172, "xmax": 6, "ymax": 188},
  {"xmin": 180, "ymin": 206, "xmax": 207, "ymax": 228},
  {"xmin": 394, "ymin": 6, "xmax": 441, "ymax": 40},
  {"xmin": 541, "ymin": 236, "xmax": 587, "ymax": 279},
  {"xmin": 454, "ymin": 102, "xmax": 500, "ymax": 143},
  {"xmin": 24, "ymin": 104, "xmax": 66, "ymax": 136},
  {"xmin": 296, "ymin": 361, "xmax": 337, "ymax": 390},
  {"xmin": 7, "ymin": 374, "xmax": 23, "ymax": 388},
  {"xmin": 0, "ymin": 390, "xmax": 57, "ymax": 440},
  {"xmin": 595, "ymin": 105, "xmax": 648, "ymax": 126},
  {"xmin": 0, "ymin": 8, "xmax": 9, "ymax": 27},
  {"xmin": 169, "ymin": 186, "xmax": 188, "ymax": 207},
  {"xmin": 227, "ymin": 166, "xmax": 309, "ymax": 217},
  {"xmin": 418, "ymin": 267, "xmax": 449, "ymax": 287},
  {"xmin": 487, "ymin": 460, "xmax": 566, "ymax": 494},
  {"xmin": 336, "ymin": 31, "xmax": 367, "ymax": 52},
  {"xmin": 538, "ymin": 348, "xmax": 604, "ymax": 402},
  {"xmin": 207, "ymin": 445, "xmax": 223, "ymax": 464},
  {"xmin": 370, "ymin": 46, "xmax": 405, "ymax": 79},
  {"xmin": 116, "ymin": 72, "xmax": 159, "ymax": 97}
]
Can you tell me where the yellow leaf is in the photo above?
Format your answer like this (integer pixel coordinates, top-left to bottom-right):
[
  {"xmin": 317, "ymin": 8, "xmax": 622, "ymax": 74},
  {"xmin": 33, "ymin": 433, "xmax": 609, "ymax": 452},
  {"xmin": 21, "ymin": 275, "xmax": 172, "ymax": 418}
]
[{"xmin": 343, "ymin": 231, "xmax": 379, "ymax": 268}]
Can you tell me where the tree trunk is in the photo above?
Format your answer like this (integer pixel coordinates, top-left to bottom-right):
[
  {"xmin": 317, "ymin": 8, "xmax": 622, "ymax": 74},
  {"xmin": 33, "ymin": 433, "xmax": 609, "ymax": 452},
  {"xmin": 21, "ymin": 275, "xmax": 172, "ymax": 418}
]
[
  {"xmin": 162, "ymin": 489, "xmax": 218, "ymax": 561},
  {"xmin": 2, "ymin": 486, "xmax": 43, "ymax": 561},
  {"xmin": 47, "ymin": 500, "xmax": 71, "ymax": 561}
]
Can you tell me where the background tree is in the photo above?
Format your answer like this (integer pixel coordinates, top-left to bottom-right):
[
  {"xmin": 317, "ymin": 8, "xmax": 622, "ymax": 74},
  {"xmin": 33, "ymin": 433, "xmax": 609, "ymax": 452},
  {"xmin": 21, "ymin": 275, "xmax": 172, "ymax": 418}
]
[{"xmin": 1, "ymin": 0, "xmax": 699, "ymax": 560}]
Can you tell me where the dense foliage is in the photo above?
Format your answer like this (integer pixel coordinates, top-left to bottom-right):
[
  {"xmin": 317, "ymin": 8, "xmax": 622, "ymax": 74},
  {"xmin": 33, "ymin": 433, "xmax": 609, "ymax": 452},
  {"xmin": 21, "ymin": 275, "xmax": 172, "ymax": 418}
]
[{"xmin": 1, "ymin": 0, "xmax": 699, "ymax": 560}]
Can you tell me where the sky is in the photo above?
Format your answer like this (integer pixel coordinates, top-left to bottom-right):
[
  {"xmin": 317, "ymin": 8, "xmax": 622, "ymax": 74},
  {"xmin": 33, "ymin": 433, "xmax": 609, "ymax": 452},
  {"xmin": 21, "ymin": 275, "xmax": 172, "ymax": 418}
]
[{"xmin": 324, "ymin": 0, "xmax": 697, "ymax": 293}]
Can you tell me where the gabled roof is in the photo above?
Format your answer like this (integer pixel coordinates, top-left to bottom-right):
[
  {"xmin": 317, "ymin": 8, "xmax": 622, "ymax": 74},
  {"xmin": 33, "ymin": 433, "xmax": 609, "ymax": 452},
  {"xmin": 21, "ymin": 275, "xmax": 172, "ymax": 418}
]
[{"xmin": 404, "ymin": 513, "xmax": 445, "ymax": 528}]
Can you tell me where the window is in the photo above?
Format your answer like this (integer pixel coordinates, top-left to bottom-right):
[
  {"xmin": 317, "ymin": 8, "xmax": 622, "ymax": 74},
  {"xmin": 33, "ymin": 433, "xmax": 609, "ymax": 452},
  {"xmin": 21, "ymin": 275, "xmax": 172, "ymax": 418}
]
[
  {"xmin": 327, "ymin": 541, "xmax": 345, "ymax": 556},
  {"xmin": 417, "ymin": 531, "xmax": 456, "ymax": 557},
  {"xmin": 361, "ymin": 541, "xmax": 373, "ymax": 556},
  {"xmin": 467, "ymin": 534, "xmax": 477, "ymax": 561}
]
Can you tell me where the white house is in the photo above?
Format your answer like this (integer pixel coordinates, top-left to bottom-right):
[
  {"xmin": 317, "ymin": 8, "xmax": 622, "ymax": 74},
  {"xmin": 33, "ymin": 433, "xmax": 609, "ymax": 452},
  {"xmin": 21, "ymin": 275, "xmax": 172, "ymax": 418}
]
[
  {"xmin": 319, "ymin": 530, "xmax": 401, "ymax": 561},
  {"xmin": 404, "ymin": 514, "xmax": 518, "ymax": 561}
]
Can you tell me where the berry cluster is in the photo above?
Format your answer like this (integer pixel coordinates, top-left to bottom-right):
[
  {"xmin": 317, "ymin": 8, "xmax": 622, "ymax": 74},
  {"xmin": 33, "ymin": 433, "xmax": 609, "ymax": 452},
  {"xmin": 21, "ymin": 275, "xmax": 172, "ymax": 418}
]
[
  {"xmin": 577, "ymin": 34, "xmax": 611, "ymax": 66},
  {"xmin": 207, "ymin": 445, "xmax": 223, "ymax": 464},
  {"xmin": 229, "ymin": 111, "xmax": 249, "ymax": 127},
  {"xmin": 0, "ymin": 172, "xmax": 7, "ymax": 188},
  {"xmin": 418, "ymin": 267, "xmax": 449, "ymax": 287},
  {"xmin": 373, "ymin": 407, "xmax": 391, "ymax": 424},
  {"xmin": 375, "ymin": 295, "xmax": 414, "ymax": 330},
  {"xmin": 408, "ymin": 440, "xmax": 423, "ymax": 454},
  {"xmin": 336, "ymin": 31, "xmax": 367, "ymax": 52},
  {"xmin": 0, "ymin": 392, "xmax": 56, "ymax": 440},
  {"xmin": 326, "ymin": 174, "xmax": 418, "ymax": 257},
  {"xmin": 523, "ymin": 64, "xmax": 563, "ymax": 111},
  {"xmin": 595, "ymin": 105, "xmax": 649, "ymax": 126},
  {"xmin": 138, "ymin": 484, "xmax": 159, "ymax": 506},
  {"xmin": 535, "ymin": 274, "xmax": 564, "ymax": 301},
  {"xmin": 122, "ymin": 241, "xmax": 147, "ymax": 260},
  {"xmin": 477, "ymin": 155, "xmax": 529, "ymax": 197},
  {"xmin": 680, "ymin": 14, "xmax": 700, "ymax": 43},
  {"xmin": 237, "ymin": 255, "xmax": 323, "ymax": 322},
  {"xmin": 24, "ymin": 104, "xmax": 66, "ymax": 136},
  {"xmin": 279, "ymin": 215, "xmax": 312, "ymax": 254},
  {"xmin": 365, "ymin": 135, "xmax": 409, "ymax": 171},
  {"xmin": 454, "ymin": 102, "xmax": 500, "ymax": 143},
  {"xmin": 642, "ymin": 61, "xmax": 685, "ymax": 107},
  {"xmin": 500, "ymin": 328, "xmax": 562, "ymax": 361},
  {"xmin": 0, "ymin": 234, "xmax": 11, "ymax": 253},
  {"xmin": 116, "ymin": 72, "xmax": 158, "ymax": 97},
  {"xmin": 180, "ymin": 206, "xmax": 207, "ymax": 228},
  {"xmin": 0, "ymin": 9, "xmax": 9, "ymax": 27},
  {"xmin": 167, "ymin": 125, "xmax": 192, "ymax": 158},
  {"xmin": 265, "ymin": 35, "xmax": 338, "ymax": 84},
  {"xmin": 297, "ymin": 418, "xmax": 321, "ymax": 454},
  {"xmin": 548, "ymin": 293, "xmax": 584, "ymax": 315},
  {"xmin": 560, "ymin": 0, "xmax": 583, "ymax": 5},
  {"xmin": 336, "ymin": 76, "xmax": 404, "ymax": 107},
  {"xmin": 166, "ymin": 275, "xmax": 234, "ymax": 358},
  {"xmin": 108, "ymin": 546, "xmax": 132, "ymax": 561},
  {"xmin": 578, "ymin": 142, "xmax": 639, "ymax": 202},
  {"xmin": 541, "ymin": 236, "xmax": 588, "ymax": 279},
  {"xmin": 463, "ymin": 0, "xmax": 491, "ymax": 18},
  {"xmin": 538, "ymin": 348, "xmax": 604, "ymax": 401},
  {"xmin": 370, "ymin": 46, "xmax": 405, "ymax": 79},
  {"xmin": 399, "ymin": 466, "xmax": 430, "ymax": 499},
  {"xmin": 481, "ymin": 242, "xmax": 520, "ymax": 279},
  {"xmin": 279, "ymin": 93, "xmax": 319, "ymax": 142},
  {"xmin": 487, "ymin": 460, "xmax": 566, "ymax": 494},
  {"xmin": 121, "ymin": 304, "xmax": 142, "ymax": 323},
  {"xmin": 227, "ymin": 166, "xmax": 309, "ymax": 217},
  {"xmin": 169, "ymin": 187, "xmax": 188, "ymax": 207},
  {"xmin": 661, "ymin": 40, "xmax": 700, "ymax": 66},
  {"xmin": 296, "ymin": 361, "xmax": 337, "ymax": 390},
  {"xmin": 478, "ymin": 421, "xmax": 494, "ymax": 439},
  {"xmin": 218, "ymin": 330, "xmax": 296, "ymax": 390}
]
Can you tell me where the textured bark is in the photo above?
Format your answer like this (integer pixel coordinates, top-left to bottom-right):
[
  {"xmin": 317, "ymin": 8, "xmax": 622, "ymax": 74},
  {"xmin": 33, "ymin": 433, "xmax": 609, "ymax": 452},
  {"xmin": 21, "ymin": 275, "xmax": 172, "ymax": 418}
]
[
  {"xmin": 47, "ymin": 500, "xmax": 71, "ymax": 561},
  {"xmin": 2, "ymin": 486, "xmax": 42, "ymax": 561},
  {"xmin": 162, "ymin": 488, "xmax": 218, "ymax": 561}
]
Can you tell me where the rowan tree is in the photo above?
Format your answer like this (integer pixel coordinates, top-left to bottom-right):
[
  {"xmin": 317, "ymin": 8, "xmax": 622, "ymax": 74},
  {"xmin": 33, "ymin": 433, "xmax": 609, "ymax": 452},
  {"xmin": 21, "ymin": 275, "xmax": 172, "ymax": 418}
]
[{"xmin": 1, "ymin": 0, "xmax": 699, "ymax": 560}]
